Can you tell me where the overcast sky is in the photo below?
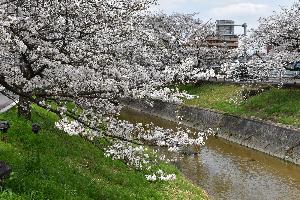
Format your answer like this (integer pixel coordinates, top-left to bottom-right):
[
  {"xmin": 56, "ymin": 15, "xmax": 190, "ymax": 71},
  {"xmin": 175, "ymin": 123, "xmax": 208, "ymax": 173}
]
[{"xmin": 150, "ymin": 0, "xmax": 296, "ymax": 34}]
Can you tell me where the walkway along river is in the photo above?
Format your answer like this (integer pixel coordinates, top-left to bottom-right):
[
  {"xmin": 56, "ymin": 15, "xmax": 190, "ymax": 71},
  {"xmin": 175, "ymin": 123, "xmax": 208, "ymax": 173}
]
[{"xmin": 120, "ymin": 107, "xmax": 300, "ymax": 200}]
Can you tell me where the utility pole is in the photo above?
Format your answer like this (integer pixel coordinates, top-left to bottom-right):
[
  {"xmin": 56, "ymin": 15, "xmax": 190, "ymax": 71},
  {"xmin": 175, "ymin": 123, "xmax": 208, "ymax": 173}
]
[{"xmin": 241, "ymin": 23, "xmax": 247, "ymax": 36}]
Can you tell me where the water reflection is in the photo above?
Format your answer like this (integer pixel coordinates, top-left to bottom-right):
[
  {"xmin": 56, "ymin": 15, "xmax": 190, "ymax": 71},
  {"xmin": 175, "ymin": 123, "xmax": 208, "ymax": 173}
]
[{"xmin": 120, "ymin": 107, "xmax": 300, "ymax": 200}]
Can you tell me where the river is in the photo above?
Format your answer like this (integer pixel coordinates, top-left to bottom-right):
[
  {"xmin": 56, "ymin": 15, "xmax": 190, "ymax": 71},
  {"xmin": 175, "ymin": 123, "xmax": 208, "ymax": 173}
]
[{"xmin": 120, "ymin": 107, "xmax": 300, "ymax": 200}]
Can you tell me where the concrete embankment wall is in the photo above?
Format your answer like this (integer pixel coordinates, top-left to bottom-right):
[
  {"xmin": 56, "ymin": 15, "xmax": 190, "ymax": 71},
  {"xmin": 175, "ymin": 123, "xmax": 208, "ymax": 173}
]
[{"xmin": 123, "ymin": 98, "xmax": 300, "ymax": 165}]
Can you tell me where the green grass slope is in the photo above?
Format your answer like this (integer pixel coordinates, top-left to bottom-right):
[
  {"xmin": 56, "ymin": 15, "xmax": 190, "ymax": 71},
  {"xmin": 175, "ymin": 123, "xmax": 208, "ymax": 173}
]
[
  {"xmin": 0, "ymin": 106, "xmax": 207, "ymax": 200},
  {"xmin": 179, "ymin": 83, "xmax": 300, "ymax": 127}
]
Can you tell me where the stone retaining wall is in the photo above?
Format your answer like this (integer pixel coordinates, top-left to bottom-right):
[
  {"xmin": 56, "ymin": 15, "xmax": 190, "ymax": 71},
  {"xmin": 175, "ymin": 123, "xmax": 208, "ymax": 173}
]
[{"xmin": 123, "ymin": 98, "xmax": 300, "ymax": 165}]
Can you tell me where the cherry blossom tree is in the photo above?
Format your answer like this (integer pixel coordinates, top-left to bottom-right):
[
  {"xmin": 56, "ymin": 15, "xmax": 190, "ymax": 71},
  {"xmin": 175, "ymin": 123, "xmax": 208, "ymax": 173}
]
[
  {"xmin": 0, "ymin": 0, "xmax": 219, "ymax": 179},
  {"xmin": 0, "ymin": 0, "xmax": 158, "ymax": 118},
  {"xmin": 254, "ymin": 1, "xmax": 300, "ymax": 66},
  {"xmin": 226, "ymin": 1, "xmax": 300, "ymax": 81},
  {"xmin": 141, "ymin": 13, "xmax": 231, "ymax": 83}
]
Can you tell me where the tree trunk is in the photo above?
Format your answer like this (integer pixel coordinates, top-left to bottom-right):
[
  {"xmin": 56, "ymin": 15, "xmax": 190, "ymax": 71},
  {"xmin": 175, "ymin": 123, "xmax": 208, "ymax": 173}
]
[{"xmin": 18, "ymin": 96, "xmax": 31, "ymax": 119}]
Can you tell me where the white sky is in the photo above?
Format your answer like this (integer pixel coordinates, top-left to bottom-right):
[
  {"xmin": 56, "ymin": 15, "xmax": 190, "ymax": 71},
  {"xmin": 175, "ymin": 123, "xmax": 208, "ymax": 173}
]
[{"xmin": 150, "ymin": 0, "xmax": 297, "ymax": 34}]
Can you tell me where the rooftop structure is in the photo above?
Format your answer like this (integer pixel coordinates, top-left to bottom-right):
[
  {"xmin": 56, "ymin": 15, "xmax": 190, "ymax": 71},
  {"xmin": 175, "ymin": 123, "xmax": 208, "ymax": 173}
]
[
  {"xmin": 216, "ymin": 20, "xmax": 235, "ymax": 36},
  {"xmin": 206, "ymin": 20, "xmax": 247, "ymax": 49}
]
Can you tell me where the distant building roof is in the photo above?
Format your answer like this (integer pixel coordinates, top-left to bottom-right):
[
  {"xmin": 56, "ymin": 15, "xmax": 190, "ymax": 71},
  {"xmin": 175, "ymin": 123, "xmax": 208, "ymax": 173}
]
[{"xmin": 216, "ymin": 20, "xmax": 235, "ymax": 36}]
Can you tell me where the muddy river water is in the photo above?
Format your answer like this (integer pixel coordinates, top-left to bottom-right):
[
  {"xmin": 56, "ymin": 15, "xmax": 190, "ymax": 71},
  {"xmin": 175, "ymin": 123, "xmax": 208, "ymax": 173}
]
[{"xmin": 120, "ymin": 107, "xmax": 300, "ymax": 200}]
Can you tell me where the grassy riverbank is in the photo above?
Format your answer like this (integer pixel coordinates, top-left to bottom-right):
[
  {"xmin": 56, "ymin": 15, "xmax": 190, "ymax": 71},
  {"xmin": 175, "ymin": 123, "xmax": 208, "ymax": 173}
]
[
  {"xmin": 178, "ymin": 83, "xmax": 300, "ymax": 128},
  {"xmin": 0, "ymin": 106, "xmax": 208, "ymax": 200}
]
